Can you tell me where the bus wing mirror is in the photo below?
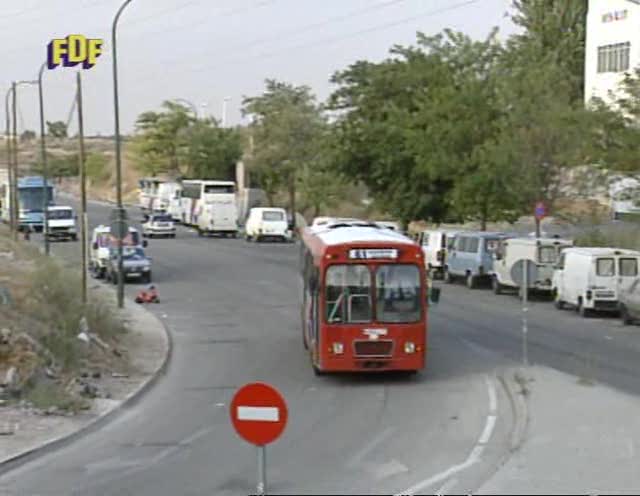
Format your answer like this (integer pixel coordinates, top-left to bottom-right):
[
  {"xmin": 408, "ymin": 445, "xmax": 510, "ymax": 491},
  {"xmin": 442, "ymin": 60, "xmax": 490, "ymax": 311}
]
[{"xmin": 429, "ymin": 287, "xmax": 441, "ymax": 305}]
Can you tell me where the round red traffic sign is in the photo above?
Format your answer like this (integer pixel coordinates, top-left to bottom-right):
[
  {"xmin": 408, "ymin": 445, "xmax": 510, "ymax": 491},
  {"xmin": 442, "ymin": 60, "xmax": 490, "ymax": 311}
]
[{"xmin": 230, "ymin": 382, "xmax": 288, "ymax": 446}]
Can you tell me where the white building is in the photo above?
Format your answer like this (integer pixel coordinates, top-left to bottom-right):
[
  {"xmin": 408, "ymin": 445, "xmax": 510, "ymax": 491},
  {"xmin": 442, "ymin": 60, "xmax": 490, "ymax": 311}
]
[{"xmin": 585, "ymin": 0, "xmax": 640, "ymax": 105}]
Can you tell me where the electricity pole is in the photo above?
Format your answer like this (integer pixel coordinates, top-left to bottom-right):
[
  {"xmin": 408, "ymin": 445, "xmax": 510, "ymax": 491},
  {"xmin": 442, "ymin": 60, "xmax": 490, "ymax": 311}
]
[
  {"xmin": 37, "ymin": 62, "xmax": 50, "ymax": 255},
  {"xmin": 5, "ymin": 88, "xmax": 15, "ymax": 236},
  {"xmin": 76, "ymin": 72, "xmax": 88, "ymax": 304}
]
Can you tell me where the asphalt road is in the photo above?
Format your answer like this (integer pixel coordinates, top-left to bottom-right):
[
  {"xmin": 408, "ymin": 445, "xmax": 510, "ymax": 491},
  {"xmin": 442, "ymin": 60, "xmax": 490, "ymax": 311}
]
[{"xmin": 1, "ymin": 197, "xmax": 639, "ymax": 495}]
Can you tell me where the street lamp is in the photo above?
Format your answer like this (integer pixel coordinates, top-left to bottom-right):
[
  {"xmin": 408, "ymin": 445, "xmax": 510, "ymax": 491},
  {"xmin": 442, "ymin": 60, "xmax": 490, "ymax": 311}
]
[
  {"xmin": 112, "ymin": 0, "xmax": 134, "ymax": 309},
  {"xmin": 7, "ymin": 80, "xmax": 38, "ymax": 241},
  {"xmin": 37, "ymin": 62, "xmax": 51, "ymax": 255},
  {"xmin": 222, "ymin": 96, "xmax": 231, "ymax": 127},
  {"xmin": 5, "ymin": 88, "xmax": 15, "ymax": 236}
]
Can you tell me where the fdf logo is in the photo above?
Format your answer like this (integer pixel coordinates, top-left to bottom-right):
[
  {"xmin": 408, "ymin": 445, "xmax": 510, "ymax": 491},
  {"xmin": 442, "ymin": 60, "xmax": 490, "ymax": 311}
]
[{"xmin": 47, "ymin": 35, "xmax": 103, "ymax": 70}]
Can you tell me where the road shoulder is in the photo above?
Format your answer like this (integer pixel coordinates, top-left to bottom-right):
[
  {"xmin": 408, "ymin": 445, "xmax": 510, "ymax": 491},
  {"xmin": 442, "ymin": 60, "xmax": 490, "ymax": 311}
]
[{"xmin": 0, "ymin": 286, "xmax": 170, "ymax": 472}]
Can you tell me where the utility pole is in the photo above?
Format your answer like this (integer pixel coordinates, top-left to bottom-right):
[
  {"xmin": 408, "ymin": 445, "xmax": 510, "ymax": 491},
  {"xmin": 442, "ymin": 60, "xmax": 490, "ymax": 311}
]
[
  {"xmin": 76, "ymin": 72, "xmax": 88, "ymax": 304},
  {"xmin": 11, "ymin": 82, "xmax": 18, "ymax": 241},
  {"xmin": 5, "ymin": 88, "xmax": 15, "ymax": 237},
  {"xmin": 37, "ymin": 62, "xmax": 50, "ymax": 255},
  {"xmin": 222, "ymin": 97, "xmax": 230, "ymax": 127},
  {"xmin": 112, "ymin": 0, "xmax": 133, "ymax": 308}
]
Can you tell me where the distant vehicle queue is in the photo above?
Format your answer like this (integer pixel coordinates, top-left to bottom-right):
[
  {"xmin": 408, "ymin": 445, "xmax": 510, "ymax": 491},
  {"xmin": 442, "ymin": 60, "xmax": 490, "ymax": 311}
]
[{"xmin": 417, "ymin": 226, "xmax": 640, "ymax": 325}]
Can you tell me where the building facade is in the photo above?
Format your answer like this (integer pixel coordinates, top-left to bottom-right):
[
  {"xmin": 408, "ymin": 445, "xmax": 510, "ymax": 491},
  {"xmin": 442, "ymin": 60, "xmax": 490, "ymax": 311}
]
[{"xmin": 585, "ymin": 0, "xmax": 640, "ymax": 105}]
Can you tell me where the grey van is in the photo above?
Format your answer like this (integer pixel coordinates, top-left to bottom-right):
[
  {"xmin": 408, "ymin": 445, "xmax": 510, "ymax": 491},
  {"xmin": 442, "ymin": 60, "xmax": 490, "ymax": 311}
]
[{"xmin": 444, "ymin": 232, "xmax": 506, "ymax": 289}]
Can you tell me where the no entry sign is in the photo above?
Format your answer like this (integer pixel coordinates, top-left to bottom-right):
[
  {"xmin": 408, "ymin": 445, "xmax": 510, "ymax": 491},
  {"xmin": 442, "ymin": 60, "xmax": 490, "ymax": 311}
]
[
  {"xmin": 230, "ymin": 382, "xmax": 288, "ymax": 446},
  {"xmin": 534, "ymin": 201, "xmax": 546, "ymax": 221}
]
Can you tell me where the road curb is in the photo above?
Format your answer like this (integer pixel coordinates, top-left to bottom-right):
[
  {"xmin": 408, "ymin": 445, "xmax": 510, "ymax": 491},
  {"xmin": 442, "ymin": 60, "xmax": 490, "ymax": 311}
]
[
  {"xmin": 0, "ymin": 300, "xmax": 172, "ymax": 476},
  {"xmin": 499, "ymin": 367, "xmax": 530, "ymax": 453}
]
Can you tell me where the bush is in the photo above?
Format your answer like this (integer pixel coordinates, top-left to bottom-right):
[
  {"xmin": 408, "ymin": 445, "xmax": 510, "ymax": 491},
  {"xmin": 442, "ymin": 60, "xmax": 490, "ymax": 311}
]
[{"xmin": 575, "ymin": 224, "xmax": 640, "ymax": 250}]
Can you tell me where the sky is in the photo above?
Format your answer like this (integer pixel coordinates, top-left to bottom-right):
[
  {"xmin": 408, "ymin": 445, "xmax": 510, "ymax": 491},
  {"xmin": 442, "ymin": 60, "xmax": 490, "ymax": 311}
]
[{"xmin": 1, "ymin": 0, "xmax": 518, "ymax": 136}]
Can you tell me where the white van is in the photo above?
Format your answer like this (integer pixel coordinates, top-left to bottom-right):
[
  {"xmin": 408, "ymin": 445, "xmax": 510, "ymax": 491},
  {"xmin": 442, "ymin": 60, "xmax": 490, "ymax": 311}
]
[
  {"xmin": 417, "ymin": 229, "xmax": 459, "ymax": 278},
  {"xmin": 245, "ymin": 207, "xmax": 291, "ymax": 242},
  {"xmin": 46, "ymin": 206, "xmax": 78, "ymax": 241},
  {"xmin": 89, "ymin": 225, "xmax": 146, "ymax": 279},
  {"xmin": 552, "ymin": 247, "xmax": 640, "ymax": 317},
  {"xmin": 492, "ymin": 237, "xmax": 573, "ymax": 294}
]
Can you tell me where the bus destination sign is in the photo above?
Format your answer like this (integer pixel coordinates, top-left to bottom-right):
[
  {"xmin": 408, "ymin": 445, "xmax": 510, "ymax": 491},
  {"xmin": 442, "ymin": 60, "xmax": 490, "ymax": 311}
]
[{"xmin": 349, "ymin": 248, "xmax": 399, "ymax": 260}]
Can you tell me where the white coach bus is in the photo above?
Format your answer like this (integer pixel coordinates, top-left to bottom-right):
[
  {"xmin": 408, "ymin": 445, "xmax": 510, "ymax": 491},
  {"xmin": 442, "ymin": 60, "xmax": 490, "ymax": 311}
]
[{"xmin": 181, "ymin": 180, "xmax": 238, "ymax": 237}]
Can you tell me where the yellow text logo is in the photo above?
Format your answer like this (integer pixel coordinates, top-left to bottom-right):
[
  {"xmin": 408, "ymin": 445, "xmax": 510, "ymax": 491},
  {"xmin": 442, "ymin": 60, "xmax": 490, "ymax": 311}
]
[{"xmin": 47, "ymin": 35, "xmax": 103, "ymax": 70}]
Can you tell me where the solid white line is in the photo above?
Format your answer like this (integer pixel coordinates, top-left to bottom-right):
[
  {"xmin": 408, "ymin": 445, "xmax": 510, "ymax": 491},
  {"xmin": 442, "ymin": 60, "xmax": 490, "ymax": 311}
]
[
  {"xmin": 395, "ymin": 374, "xmax": 499, "ymax": 496},
  {"xmin": 478, "ymin": 415, "xmax": 497, "ymax": 445},
  {"xmin": 347, "ymin": 427, "xmax": 396, "ymax": 468},
  {"xmin": 237, "ymin": 406, "xmax": 279, "ymax": 422},
  {"xmin": 435, "ymin": 477, "xmax": 458, "ymax": 496},
  {"xmin": 486, "ymin": 375, "xmax": 497, "ymax": 414}
]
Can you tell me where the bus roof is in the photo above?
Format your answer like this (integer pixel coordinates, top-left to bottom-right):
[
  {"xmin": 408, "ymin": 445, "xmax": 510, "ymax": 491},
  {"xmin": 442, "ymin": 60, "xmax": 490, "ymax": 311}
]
[
  {"xmin": 18, "ymin": 176, "xmax": 52, "ymax": 188},
  {"xmin": 305, "ymin": 224, "xmax": 416, "ymax": 249}
]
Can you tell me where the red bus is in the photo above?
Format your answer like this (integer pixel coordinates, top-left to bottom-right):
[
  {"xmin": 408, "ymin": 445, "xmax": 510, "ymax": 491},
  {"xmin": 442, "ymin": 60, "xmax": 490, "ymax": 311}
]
[{"xmin": 300, "ymin": 222, "xmax": 431, "ymax": 374}]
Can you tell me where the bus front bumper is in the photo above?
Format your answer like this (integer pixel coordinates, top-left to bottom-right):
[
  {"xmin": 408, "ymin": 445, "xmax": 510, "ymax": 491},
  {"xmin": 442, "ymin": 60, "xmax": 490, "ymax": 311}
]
[{"xmin": 318, "ymin": 353, "xmax": 425, "ymax": 373}]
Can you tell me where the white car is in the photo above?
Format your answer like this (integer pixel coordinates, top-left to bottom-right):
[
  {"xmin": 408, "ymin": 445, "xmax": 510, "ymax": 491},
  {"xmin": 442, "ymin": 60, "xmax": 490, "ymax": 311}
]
[
  {"xmin": 90, "ymin": 225, "xmax": 146, "ymax": 279},
  {"xmin": 143, "ymin": 213, "xmax": 176, "ymax": 239},
  {"xmin": 46, "ymin": 206, "xmax": 77, "ymax": 241},
  {"xmin": 245, "ymin": 207, "xmax": 291, "ymax": 242}
]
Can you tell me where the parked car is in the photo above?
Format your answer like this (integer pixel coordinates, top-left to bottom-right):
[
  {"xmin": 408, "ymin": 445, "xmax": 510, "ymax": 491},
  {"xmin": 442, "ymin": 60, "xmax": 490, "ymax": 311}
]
[
  {"xmin": 492, "ymin": 237, "xmax": 573, "ymax": 295},
  {"xmin": 245, "ymin": 207, "xmax": 291, "ymax": 242},
  {"xmin": 553, "ymin": 247, "xmax": 640, "ymax": 317},
  {"xmin": 417, "ymin": 229, "xmax": 460, "ymax": 279},
  {"xmin": 143, "ymin": 213, "xmax": 176, "ymax": 238},
  {"xmin": 105, "ymin": 246, "xmax": 152, "ymax": 284},
  {"xmin": 619, "ymin": 277, "xmax": 640, "ymax": 325},
  {"xmin": 46, "ymin": 206, "xmax": 77, "ymax": 241},
  {"xmin": 89, "ymin": 225, "xmax": 146, "ymax": 279},
  {"xmin": 444, "ymin": 231, "xmax": 506, "ymax": 288}
]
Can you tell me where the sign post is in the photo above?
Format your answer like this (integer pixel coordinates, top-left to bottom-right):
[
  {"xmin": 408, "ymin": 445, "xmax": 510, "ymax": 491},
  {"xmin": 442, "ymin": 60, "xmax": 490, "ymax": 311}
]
[
  {"xmin": 511, "ymin": 259, "xmax": 537, "ymax": 367},
  {"xmin": 230, "ymin": 382, "xmax": 288, "ymax": 495},
  {"xmin": 534, "ymin": 201, "xmax": 546, "ymax": 239}
]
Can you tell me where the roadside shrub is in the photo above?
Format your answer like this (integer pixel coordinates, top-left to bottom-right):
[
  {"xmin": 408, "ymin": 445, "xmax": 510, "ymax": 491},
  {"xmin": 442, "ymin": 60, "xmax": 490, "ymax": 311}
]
[{"xmin": 575, "ymin": 224, "xmax": 640, "ymax": 250}]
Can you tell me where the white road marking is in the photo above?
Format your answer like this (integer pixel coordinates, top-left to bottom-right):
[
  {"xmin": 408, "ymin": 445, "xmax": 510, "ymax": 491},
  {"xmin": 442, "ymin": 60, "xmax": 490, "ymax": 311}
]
[
  {"xmin": 347, "ymin": 427, "xmax": 396, "ymax": 468},
  {"xmin": 370, "ymin": 458, "xmax": 409, "ymax": 480},
  {"xmin": 435, "ymin": 477, "xmax": 458, "ymax": 495},
  {"xmin": 478, "ymin": 415, "xmax": 497, "ymax": 445},
  {"xmin": 237, "ymin": 406, "xmax": 279, "ymax": 422},
  {"xmin": 395, "ymin": 375, "xmax": 499, "ymax": 496}
]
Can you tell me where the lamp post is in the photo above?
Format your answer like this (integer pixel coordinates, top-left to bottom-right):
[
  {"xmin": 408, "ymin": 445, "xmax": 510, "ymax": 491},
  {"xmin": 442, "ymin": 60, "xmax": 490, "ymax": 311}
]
[
  {"xmin": 222, "ymin": 97, "xmax": 231, "ymax": 127},
  {"xmin": 112, "ymin": 0, "xmax": 133, "ymax": 309},
  {"xmin": 37, "ymin": 62, "xmax": 50, "ymax": 255},
  {"xmin": 5, "ymin": 88, "xmax": 15, "ymax": 236},
  {"xmin": 9, "ymin": 80, "xmax": 38, "ymax": 241}
]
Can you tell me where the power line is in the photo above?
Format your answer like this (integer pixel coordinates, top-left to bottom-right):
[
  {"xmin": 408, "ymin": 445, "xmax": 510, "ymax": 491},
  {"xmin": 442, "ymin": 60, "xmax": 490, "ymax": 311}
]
[
  {"xmin": 148, "ymin": 0, "xmax": 408, "ymax": 70},
  {"xmin": 119, "ymin": 0, "xmax": 209, "ymax": 29},
  {"xmin": 187, "ymin": 0, "xmax": 481, "ymax": 76}
]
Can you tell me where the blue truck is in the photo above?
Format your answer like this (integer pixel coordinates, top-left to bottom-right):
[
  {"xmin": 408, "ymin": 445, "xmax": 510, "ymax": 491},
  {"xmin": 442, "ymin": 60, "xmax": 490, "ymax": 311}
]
[{"xmin": 1, "ymin": 176, "xmax": 55, "ymax": 232}]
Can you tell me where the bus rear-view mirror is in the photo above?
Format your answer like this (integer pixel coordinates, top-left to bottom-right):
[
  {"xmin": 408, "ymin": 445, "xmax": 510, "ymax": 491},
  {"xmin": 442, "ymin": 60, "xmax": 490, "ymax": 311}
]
[{"xmin": 429, "ymin": 287, "xmax": 441, "ymax": 305}]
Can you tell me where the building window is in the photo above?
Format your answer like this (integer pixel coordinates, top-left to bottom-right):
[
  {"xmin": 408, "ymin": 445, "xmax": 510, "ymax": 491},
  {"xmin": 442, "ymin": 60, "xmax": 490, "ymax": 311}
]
[{"xmin": 597, "ymin": 42, "xmax": 631, "ymax": 73}]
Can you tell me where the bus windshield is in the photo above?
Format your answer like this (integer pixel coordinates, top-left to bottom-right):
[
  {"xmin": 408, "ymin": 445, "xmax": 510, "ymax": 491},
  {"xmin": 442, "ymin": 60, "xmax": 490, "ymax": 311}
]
[
  {"xmin": 325, "ymin": 265, "xmax": 372, "ymax": 323},
  {"xmin": 376, "ymin": 265, "xmax": 421, "ymax": 323},
  {"xmin": 19, "ymin": 187, "xmax": 53, "ymax": 211}
]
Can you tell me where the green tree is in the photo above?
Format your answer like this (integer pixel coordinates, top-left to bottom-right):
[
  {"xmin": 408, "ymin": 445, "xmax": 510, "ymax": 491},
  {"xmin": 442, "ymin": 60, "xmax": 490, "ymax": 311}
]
[
  {"xmin": 509, "ymin": 0, "xmax": 588, "ymax": 102},
  {"xmin": 243, "ymin": 80, "xmax": 325, "ymax": 219},
  {"xmin": 132, "ymin": 100, "xmax": 195, "ymax": 176},
  {"xmin": 180, "ymin": 118, "xmax": 242, "ymax": 179},
  {"xmin": 20, "ymin": 130, "xmax": 36, "ymax": 142},
  {"xmin": 46, "ymin": 121, "xmax": 68, "ymax": 139},
  {"xmin": 85, "ymin": 152, "xmax": 109, "ymax": 181}
]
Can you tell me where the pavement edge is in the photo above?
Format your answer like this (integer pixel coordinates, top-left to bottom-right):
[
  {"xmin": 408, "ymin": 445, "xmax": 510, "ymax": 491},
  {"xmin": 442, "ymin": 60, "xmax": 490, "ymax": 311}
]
[{"xmin": 0, "ymin": 302, "xmax": 173, "ymax": 476}]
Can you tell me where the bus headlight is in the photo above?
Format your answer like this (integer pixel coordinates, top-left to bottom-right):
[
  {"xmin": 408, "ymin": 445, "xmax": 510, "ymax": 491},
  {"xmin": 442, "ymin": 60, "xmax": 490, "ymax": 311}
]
[
  {"xmin": 404, "ymin": 342, "xmax": 416, "ymax": 354},
  {"xmin": 332, "ymin": 342, "xmax": 344, "ymax": 355}
]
